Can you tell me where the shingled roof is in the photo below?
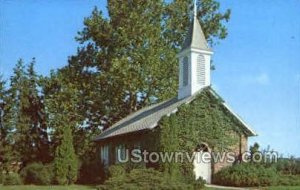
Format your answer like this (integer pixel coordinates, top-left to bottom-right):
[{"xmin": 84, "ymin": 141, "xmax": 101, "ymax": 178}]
[
  {"xmin": 94, "ymin": 89, "xmax": 256, "ymax": 141},
  {"xmin": 181, "ymin": 17, "xmax": 212, "ymax": 52}
]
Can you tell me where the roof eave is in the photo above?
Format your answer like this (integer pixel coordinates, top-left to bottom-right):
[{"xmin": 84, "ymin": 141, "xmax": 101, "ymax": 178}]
[
  {"xmin": 208, "ymin": 88, "xmax": 257, "ymax": 137},
  {"xmin": 93, "ymin": 128, "xmax": 154, "ymax": 142},
  {"xmin": 222, "ymin": 102, "xmax": 257, "ymax": 137}
]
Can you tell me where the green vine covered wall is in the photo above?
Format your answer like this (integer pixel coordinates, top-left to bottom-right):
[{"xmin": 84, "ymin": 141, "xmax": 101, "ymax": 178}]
[
  {"xmin": 100, "ymin": 87, "xmax": 248, "ymax": 182},
  {"xmin": 152, "ymin": 87, "xmax": 244, "ymax": 180}
]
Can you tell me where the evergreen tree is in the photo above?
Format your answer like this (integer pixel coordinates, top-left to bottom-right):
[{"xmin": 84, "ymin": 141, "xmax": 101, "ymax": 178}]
[
  {"xmin": 53, "ymin": 125, "xmax": 78, "ymax": 185},
  {"xmin": 0, "ymin": 76, "xmax": 14, "ymax": 173},
  {"xmin": 8, "ymin": 59, "xmax": 29, "ymax": 165},
  {"xmin": 7, "ymin": 59, "xmax": 50, "ymax": 166},
  {"xmin": 0, "ymin": 76, "xmax": 6, "ymax": 154},
  {"xmin": 25, "ymin": 59, "xmax": 50, "ymax": 163}
]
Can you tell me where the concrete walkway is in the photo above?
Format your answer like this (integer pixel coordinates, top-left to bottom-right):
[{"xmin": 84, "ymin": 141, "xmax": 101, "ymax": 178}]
[{"xmin": 205, "ymin": 184, "xmax": 255, "ymax": 190}]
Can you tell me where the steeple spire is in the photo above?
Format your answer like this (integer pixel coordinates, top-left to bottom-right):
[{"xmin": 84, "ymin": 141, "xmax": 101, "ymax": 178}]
[
  {"xmin": 194, "ymin": 0, "xmax": 197, "ymax": 18},
  {"xmin": 177, "ymin": 0, "xmax": 213, "ymax": 99},
  {"xmin": 181, "ymin": 0, "xmax": 211, "ymax": 52}
]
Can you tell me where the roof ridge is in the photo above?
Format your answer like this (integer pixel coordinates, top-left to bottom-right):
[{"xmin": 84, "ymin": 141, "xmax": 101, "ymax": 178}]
[{"xmin": 94, "ymin": 88, "xmax": 257, "ymax": 141}]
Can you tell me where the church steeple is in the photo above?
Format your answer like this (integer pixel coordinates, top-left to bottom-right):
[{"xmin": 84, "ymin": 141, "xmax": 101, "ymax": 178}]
[
  {"xmin": 177, "ymin": 0, "xmax": 213, "ymax": 99},
  {"xmin": 181, "ymin": 0, "xmax": 211, "ymax": 52}
]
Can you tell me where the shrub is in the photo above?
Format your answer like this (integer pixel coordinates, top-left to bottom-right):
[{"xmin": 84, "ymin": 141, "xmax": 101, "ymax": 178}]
[
  {"xmin": 2, "ymin": 173, "xmax": 22, "ymax": 185},
  {"xmin": 77, "ymin": 159, "xmax": 105, "ymax": 184},
  {"xmin": 106, "ymin": 162, "xmax": 146, "ymax": 178},
  {"xmin": 20, "ymin": 162, "xmax": 53, "ymax": 185},
  {"xmin": 98, "ymin": 168, "xmax": 199, "ymax": 190},
  {"xmin": 193, "ymin": 177, "xmax": 206, "ymax": 189},
  {"xmin": 213, "ymin": 163, "xmax": 278, "ymax": 187},
  {"xmin": 108, "ymin": 164, "xmax": 126, "ymax": 178},
  {"xmin": 277, "ymin": 175, "xmax": 300, "ymax": 186},
  {"xmin": 275, "ymin": 157, "xmax": 300, "ymax": 175},
  {"xmin": 53, "ymin": 126, "xmax": 78, "ymax": 185}
]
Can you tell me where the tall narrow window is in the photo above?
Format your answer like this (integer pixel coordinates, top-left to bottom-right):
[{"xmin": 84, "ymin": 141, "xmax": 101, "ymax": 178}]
[
  {"xmin": 197, "ymin": 55, "xmax": 205, "ymax": 85},
  {"xmin": 101, "ymin": 145, "xmax": 109, "ymax": 165},
  {"xmin": 183, "ymin": 56, "xmax": 189, "ymax": 86},
  {"xmin": 115, "ymin": 144, "xmax": 127, "ymax": 163}
]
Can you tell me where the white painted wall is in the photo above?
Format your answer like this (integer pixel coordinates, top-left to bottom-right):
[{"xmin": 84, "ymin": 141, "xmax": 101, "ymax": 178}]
[{"xmin": 178, "ymin": 48, "xmax": 213, "ymax": 99}]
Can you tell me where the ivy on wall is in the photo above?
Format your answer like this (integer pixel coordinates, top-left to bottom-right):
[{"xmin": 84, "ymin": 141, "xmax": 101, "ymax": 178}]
[
  {"xmin": 155, "ymin": 87, "xmax": 242, "ymax": 181},
  {"xmin": 101, "ymin": 87, "xmax": 247, "ymax": 182}
]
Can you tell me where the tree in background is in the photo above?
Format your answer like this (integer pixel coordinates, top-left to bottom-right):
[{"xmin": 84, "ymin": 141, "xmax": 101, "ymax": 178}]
[
  {"xmin": 53, "ymin": 125, "xmax": 78, "ymax": 185},
  {"xmin": 7, "ymin": 59, "xmax": 32, "ymax": 166},
  {"xmin": 164, "ymin": 0, "xmax": 230, "ymax": 47},
  {"xmin": 0, "ymin": 76, "xmax": 14, "ymax": 173},
  {"xmin": 0, "ymin": 76, "xmax": 6, "ymax": 152},
  {"xmin": 25, "ymin": 60, "xmax": 50, "ymax": 163},
  {"xmin": 65, "ymin": 0, "xmax": 231, "ymax": 131},
  {"xmin": 47, "ymin": 0, "xmax": 231, "ymax": 181},
  {"xmin": 250, "ymin": 142, "xmax": 260, "ymax": 162},
  {"xmin": 43, "ymin": 72, "xmax": 80, "ymax": 184},
  {"xmin": 6, "ymin": 59, "xmax": 50, "ymax": 166},
  {"xmin": 0, "ymin": 0, "xmax": 231, "ymax": 183}
]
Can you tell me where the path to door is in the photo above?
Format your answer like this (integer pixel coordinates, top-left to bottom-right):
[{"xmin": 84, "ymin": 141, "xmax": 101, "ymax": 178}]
[{"xmin": 205, "ymin": 184, "xmax": 258, "ymax": 190}]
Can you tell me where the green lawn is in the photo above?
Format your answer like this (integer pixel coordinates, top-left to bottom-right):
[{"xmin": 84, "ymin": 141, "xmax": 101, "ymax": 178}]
[
  {"xmin": 205, "ymin": 186, "xmax": 300, "ymax": 190},
  {"xmin": 1, "ymin": 185, "xmax": 300, "ymax": 190},
  {"xmin": 260, "ymin": 187, "xmax": 300, "ymax": 190},
  {"xmin": 0, "ymin": 185, "xmax": 97, "ymax": 190}
]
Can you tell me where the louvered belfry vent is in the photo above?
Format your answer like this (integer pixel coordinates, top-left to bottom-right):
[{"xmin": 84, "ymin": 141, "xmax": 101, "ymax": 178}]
[
  {"xmin": 197, "ymin": 55, "xmax": 205, "ymax": 85},
  {"xmin": 177, "ymin": 1, "xmax": 213, "ymax": 99}
]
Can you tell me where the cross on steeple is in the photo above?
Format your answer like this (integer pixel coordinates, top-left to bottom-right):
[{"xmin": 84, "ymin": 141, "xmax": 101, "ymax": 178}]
[
  {"xmin": 194, "ymin": 0, "xmax": 197, "ymax": 18},
  {"xmin": 181, "ymin": 0, "xmax": 210, "ymax": 52},
  {"xmin": 177, "ymin": 0, "xmax": 213, "ymax": 99}
]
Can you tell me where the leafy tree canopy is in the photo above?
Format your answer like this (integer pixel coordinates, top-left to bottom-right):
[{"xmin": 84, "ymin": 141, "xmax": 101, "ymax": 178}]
[{"xmin": 58, "ymin": 0, "xmax": 231, "ymax": 132}]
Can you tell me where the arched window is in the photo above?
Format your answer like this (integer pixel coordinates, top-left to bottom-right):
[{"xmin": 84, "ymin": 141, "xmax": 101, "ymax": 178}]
[
  {"xmin": 183, "ymin": 56, "xmax": 189, "ymax": 86},
  {"xmin": 197, "ymin": 55, "xmax": 205, "ymax": 85},
  {"xmin": 195, "ymin": 143, "xmax": 209, "ymax": 152}
]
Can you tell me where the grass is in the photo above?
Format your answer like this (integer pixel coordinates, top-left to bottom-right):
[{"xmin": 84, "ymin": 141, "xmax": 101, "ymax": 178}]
[
  {"xmin": 261, "ymin": 187, "xmax": 300, "ymax": 190},
  {"xmin": 205, "ymin": 186, "xmax": 300, "ymax": 190},
  {"xmin": 0, "ymin": 185, "xmax": 97, "ymax": 190},
  {"xmin": 1, "ymin": 185, "xmax": 300, "ymax": 190}
]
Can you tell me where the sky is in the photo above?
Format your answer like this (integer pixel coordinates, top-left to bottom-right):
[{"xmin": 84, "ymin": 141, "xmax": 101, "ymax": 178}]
[{"xmin": 1, "ymin": 1, "xmax": 299, "ymax": 157}]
